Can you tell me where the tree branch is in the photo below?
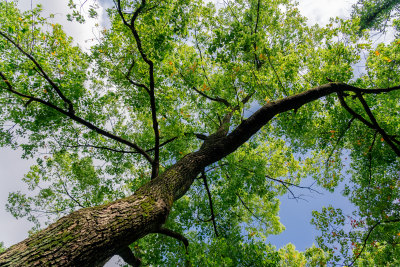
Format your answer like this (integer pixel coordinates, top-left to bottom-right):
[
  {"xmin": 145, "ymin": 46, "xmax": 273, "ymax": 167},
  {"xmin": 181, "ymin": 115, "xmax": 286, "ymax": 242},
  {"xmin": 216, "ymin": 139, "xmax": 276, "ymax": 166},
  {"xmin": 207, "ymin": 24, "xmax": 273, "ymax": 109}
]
[
  {"xmin": 60, "ymin": 181, "xmax": 86, "ymax": 209},
  {"xmin": 236, "ymin": 193, "xmax": 267, "ymax": 225},
  {"xmin": 325, "ymin": 117, "xmax": 355, "ymax": 166},
  {"xmin": 337, "ymin": 92, "xmax": 375, "ymax": 128},
  {"xmin": 337, "ymin": 91, "xmax": 400, "ymax": 156},
  {"xmin": 0, "ymin": 71, "xmax": 154, "ymax": 163},
  {"xmin": 153, "ymin": 227, "xmax": 189, "ymax": 247},
  {"xmin": 201, "ymin": 171, "xmax": 219, "ymax": 237},
  {"xmin": 62, "ymin": 136, "xmax": 178, "ymax": 155},
  {"xmin": 349, "ymin": 218, "xmax": 400, "ymax": 266},
  {"xmin": 265, "ymin": 175, "xmax": 322, "ymax": 196},
  {"xmin": 0, "ymin": 30, "xmax": 75, "ymax": 114},
  {"xmin": 153, "ymin": 227, "xmax": 190, "ymax": 266},
  {"xmin": 265, "ymin": 50, "xmax": 289, "ymax": 96},
  {"xmin": 200, "ymin": 82, "xmax": 400, "ymax": 168},
  {"xmin": 191, "ymin": 86, "xmax": 231, "ymax": 107},
  {"xmin": 117, "ymin": 246, "xmax": 141, "ymax": 267},
  {"xmin": 356, "ymin": 92, "xmax": 400, "ymax": 156},
  {"xmin": 254, "ymin": 0, "xmax": 261, "ymax": 35},
  {"xmin": 116, "ymin": 0, "xmax": 160, "ymax": 178}
]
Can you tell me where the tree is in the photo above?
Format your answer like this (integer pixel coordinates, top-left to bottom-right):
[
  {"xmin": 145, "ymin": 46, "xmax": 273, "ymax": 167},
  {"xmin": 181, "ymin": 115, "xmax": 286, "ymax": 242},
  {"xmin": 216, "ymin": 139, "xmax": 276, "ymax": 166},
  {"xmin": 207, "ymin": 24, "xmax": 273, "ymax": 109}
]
[
  {"xmin": 0, "ymin": 0, "xmax": 399, "ymax": 266},
  {"xmin": 352, "ymin": 0, "xmax": 400, "ymax": 32}
]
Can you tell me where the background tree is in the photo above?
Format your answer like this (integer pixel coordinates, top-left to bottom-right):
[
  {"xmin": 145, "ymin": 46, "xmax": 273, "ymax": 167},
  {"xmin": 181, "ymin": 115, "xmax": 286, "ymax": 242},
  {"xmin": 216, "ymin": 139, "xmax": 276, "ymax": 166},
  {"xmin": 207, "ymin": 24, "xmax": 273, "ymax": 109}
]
[
  {"xmin": 352, "ymin": 0, "xmax": 400, "ymax": 32},
  {"xmin": 0, "ymin": 0, "xmax": 399, "ymax": 266}
]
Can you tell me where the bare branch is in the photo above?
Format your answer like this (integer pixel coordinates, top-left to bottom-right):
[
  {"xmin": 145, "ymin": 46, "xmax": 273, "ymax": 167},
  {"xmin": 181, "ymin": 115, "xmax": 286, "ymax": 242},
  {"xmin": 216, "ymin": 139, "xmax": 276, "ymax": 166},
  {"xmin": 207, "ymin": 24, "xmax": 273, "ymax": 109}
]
[
  {"xmin": 62, "ymin": 136, "xmax": 178, "ymax": 155},
  {"xmin": 266, "ymin": 175, "xmax": 321, "ymax": 195}
]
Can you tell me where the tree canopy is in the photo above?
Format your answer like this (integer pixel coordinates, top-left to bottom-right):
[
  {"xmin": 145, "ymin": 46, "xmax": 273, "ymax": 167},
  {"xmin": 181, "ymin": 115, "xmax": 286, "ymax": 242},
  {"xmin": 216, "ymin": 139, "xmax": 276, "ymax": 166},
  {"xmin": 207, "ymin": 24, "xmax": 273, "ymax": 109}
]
[{"xmin": 0, "ymin": 0, "xmax": 399, "ymax": 266}]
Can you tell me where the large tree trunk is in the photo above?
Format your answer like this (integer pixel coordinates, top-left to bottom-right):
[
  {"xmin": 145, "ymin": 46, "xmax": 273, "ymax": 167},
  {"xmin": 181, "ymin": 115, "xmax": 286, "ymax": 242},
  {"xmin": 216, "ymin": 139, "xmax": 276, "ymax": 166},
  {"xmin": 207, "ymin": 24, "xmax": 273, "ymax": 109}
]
[
  {"xmin": 0, "ymin": 149, "xmax": 207, "ymax": 266},
  {"xmin": 1, "ymin": 83, "xmax": 379, "ymax": 266}
]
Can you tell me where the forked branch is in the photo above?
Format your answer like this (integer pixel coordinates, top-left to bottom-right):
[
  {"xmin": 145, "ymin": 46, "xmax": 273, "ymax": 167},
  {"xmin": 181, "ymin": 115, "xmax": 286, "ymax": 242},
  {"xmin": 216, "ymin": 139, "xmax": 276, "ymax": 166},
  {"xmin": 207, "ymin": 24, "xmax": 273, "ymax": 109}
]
[
  {"xmin": 337, "ymin": 91, "xmax": 400, "ymax": 157},
  {"xmin": 116, "ymin": 0, "xmax": 160, "ymax": 178}
]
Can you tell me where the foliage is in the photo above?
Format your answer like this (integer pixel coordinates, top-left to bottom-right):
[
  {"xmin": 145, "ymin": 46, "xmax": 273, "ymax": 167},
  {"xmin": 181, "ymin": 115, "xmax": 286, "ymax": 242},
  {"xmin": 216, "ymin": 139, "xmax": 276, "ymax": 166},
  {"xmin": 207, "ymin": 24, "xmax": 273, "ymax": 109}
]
[
  {"xmin": 352, "ymin": 0, "xmax": 400, "ymax": 32},
  {"xmin": 0, "ymin": 0, "xmax": 400, "ymax": 265}
]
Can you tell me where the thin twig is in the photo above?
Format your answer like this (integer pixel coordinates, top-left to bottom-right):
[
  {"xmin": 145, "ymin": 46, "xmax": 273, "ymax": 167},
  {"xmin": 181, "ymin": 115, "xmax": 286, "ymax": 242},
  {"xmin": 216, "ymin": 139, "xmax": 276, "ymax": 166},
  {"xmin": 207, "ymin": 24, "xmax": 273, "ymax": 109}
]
[
  {"xmin": 201, "ymin": 171, "xmax": 219, "ymax": 237},
  {"xmin": 0, "ymin": 30, "xmax": 75, "ymax": 114},
  {"xmin": 236, "ymin": 193, "xmax": 267, "ymax": 224},
  {"xmin": 349, "ymin": 219, "xmax": 400, "ymax": 266}
]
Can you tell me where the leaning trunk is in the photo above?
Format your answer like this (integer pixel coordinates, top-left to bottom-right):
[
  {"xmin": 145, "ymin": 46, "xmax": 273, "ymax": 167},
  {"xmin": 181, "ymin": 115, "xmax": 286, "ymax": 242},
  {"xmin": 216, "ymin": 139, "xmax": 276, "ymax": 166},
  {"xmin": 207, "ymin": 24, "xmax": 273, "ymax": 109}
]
[
  {"xmin": 0, "ymin": 83, "xmax": 351, "ymax": 266},
  {"xmin": 0, "ymin": 150, "xmax": 207, "ymax": 266}
]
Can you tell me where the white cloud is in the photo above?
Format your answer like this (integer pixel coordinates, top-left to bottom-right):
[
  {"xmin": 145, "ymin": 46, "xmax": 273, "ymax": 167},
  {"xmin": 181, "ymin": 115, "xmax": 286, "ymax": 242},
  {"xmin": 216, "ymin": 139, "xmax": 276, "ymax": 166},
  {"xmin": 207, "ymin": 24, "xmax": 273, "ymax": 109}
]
[
  {"xmin": 17, "ymin": 0, "xmax": 104, "ymax": 50},
  {"xmin": 297, "ymin": 0, "xmax": 357, "ymax": 25}
]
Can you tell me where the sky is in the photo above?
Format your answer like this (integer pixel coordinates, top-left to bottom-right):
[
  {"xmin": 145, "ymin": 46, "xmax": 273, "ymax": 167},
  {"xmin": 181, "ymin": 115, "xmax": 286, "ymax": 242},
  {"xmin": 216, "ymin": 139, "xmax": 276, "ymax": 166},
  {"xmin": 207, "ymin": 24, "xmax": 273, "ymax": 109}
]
[{"xmin": 0, "ymin": 0, "xmax": 358, "ymax": 265}]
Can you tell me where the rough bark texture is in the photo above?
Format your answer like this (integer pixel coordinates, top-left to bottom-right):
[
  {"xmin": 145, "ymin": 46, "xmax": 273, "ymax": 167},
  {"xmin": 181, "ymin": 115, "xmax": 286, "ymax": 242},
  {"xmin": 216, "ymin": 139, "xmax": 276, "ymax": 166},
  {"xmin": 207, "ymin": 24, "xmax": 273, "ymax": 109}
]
[{"xmin": 0, "ymin": 83, "xmax": 387, "ymax": 266}]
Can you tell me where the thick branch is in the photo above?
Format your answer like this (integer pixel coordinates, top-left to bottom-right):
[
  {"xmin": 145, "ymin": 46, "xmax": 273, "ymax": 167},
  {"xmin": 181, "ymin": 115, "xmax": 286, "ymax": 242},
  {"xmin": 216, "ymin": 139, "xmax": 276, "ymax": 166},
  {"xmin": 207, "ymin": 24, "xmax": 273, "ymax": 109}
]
[
  {"xmin": 117, "ymin": 247, "xmax": 141, "ymax": 267},
  {"xmin": 212, "ymin": 83, "xmax": 400, "ymax": 168}
]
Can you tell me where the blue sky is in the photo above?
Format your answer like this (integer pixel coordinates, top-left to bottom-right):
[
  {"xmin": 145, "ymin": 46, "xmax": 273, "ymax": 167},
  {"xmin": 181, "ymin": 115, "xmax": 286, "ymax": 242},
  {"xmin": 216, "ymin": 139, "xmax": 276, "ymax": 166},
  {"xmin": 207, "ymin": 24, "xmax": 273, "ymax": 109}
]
[{"xmin": 267, "ymin": 176, "xmax": 355, "ymax": 251}]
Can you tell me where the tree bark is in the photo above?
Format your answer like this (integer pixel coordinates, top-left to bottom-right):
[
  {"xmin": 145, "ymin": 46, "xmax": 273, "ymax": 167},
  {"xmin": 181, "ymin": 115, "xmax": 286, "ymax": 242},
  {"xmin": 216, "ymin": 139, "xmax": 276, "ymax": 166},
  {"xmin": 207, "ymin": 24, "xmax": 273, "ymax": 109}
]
[{"xmin": 0, "ymin": 82, "xmax": 394, "ymax": 266}]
